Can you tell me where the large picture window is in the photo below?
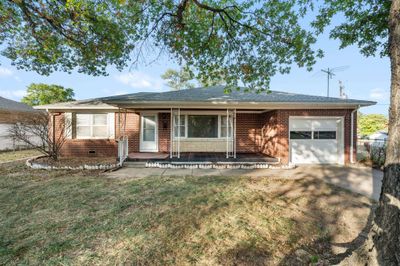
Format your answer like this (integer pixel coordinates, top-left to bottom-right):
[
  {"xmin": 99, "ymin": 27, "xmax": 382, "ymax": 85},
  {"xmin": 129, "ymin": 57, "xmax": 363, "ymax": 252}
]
[
  {"xmin": 76, "ymin": 113, "xmax": 108, "ymax": 139},
  {"xmin": 188, "ymin": 115, "xmax": 218, "ymax": 138},
  {"xmin": 173, "ymin": 114, "xmax": 233, "ymax": 139},
  {"xmin": 173, "ymin": 115, "xmax": 186, "ymax": 138},
  {"xmin": 220, "ymin": 115, "xmax": 232, "ymax": 138}
]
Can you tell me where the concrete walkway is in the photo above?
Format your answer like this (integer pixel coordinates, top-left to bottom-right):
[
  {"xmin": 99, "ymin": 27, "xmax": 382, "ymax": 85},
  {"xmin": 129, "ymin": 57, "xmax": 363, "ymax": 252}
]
[{"xmin": 105, "ymin": 165, "xmax": 383, "ymax": 200}]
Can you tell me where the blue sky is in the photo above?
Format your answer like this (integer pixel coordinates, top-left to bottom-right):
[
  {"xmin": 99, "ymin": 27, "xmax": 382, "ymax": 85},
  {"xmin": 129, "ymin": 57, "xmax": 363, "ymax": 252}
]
[{"xmin": 0, "ymin": 25, "xmax": 390, "ymax": 116}]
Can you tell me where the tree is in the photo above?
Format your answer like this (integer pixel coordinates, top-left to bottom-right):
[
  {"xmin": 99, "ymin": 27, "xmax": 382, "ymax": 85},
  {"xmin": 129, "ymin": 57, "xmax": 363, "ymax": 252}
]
[
  {"xmin": 22, "ymin": 83, "xmax": 75, "ymax": 106},
  {"xmin": 161, "ymin": 65, "xmax": 226, "ymax": 90},
  {"xmin": 1, "ymin": 0, "xmax": 399, "ymax": 264},
  {"xmin": 161, "ymin": 67, "xmax": 195, "ymax": 90},
  {"xmin": 358, "ymin": 113, "xmax": 388, "ymax": 137},
  {"xmin": 8, "ymin": 112, "xmax": 71, "ymax": 160}
]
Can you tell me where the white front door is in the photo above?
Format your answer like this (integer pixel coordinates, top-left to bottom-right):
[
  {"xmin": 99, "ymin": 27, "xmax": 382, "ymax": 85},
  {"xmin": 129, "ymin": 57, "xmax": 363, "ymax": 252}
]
[{"xmin": 140, "ymin": 114, "xmax": 158, "ymax": 152}]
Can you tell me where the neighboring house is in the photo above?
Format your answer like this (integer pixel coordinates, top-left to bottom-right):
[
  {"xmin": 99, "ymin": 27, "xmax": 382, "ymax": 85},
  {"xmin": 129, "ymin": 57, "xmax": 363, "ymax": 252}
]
[
  {"xmin": 35, "ymin": 86, "xmax": 375, "ymax": 165},
  {"xmin": 369, "ymin": 130, "xmax": 388, "ymax": 147},
  {"xmin": 0, "ymin": 96, "xmax": 38, "ymax": 150}
]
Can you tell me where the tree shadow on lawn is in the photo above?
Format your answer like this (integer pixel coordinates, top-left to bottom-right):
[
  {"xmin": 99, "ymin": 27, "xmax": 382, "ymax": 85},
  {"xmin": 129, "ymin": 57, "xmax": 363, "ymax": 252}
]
[
  {"xmin": 0, "ymin": 162, "xmax": 374, "ymax": 265},
  {"xmin": 271, "ymin": 173, "xmax": 375, "ymax": 265}
]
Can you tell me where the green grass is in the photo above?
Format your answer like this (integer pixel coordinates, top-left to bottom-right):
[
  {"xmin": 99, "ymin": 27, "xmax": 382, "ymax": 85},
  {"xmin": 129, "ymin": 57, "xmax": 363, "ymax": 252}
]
[
  {"xmin": 0, "ymin": 149, "xmax": 41, "ymax": 163},
  {"xmin": 0, "ymin": 162, "xmax": 371, "ymax": 265}
]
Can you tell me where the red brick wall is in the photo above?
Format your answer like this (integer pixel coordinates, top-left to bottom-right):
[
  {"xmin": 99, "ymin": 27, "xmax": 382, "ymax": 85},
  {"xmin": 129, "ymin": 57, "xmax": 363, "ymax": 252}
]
[
  {"xmin": 0, "ymin": 110, "xmax": 40, "ymax": 123},
  {"xmin": 158, "ymin": 113, "xmax": 170, "ymax": 152},
  {"xmin": 259, "ymin": 109, "xmax": 356, "ymax": 164},
  {"xmin": 59, "ymin": 113, "xmax": 119, "ymax": 157},
  {"xmin": 56, "ymin": 109, "xmax": 357, "ymax": 163},
  {"xmin": 236, "ymin": 113, "xmax": 262, "ymax": 153}
]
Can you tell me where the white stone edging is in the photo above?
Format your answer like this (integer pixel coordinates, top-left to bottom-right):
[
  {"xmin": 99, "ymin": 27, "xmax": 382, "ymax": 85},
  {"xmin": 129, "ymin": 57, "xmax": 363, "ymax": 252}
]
[
  {"xmin": 26, "ymin": 156, "xmax": 118, "ymax": 170},
  {"xmin": 145, "ymin": 162, "xmax": 295, "ymax": 170}
]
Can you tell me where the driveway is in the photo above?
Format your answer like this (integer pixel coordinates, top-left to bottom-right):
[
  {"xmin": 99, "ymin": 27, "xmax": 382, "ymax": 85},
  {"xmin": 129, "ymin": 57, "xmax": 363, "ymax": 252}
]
[{"xmin": 106, "ymin": 165, "xmax": 383, "ymax": 200}]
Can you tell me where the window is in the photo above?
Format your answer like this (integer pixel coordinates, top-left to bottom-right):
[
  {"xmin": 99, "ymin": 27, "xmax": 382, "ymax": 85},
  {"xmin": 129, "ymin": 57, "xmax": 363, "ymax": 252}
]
[
  {"xmin": 76, "ymin": 114, "xmax": 108, "ymax": 139},
  {"xmin": 142, "ymin": 115, "xmax": 156, "ymax": 141},
  {"xmin": 220, "ymin": 115, "xmax": 232, "ymax": 138},
  {"xmin": 173, "ymin": 115, "xmax": 186, "ymax": 138},
  {"xmin": 290, "ymin": 131, "xmax": 312, "ymax": 139},
  {"xmin": 187, "ymin": 115, "xmax": 218, "ymax": 138},
  {"xmin": 314, "ymin": 131, "xmax": 336, "ymax": 139}
]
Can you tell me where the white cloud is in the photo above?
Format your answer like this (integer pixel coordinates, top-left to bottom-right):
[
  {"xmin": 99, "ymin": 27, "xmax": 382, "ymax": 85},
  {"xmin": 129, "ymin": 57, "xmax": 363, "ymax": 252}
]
[
  {"xmin": 369, "ymin": 88, "xmax": 388, "ymax": 101},
  {"xmin": 114, "ymin": 71, "xmax": 163, "ymax": 92},
  {"xmin": 101, "ymin": 88, "xmax": 129, "ymax": 96},
  {"xmin": 0, "ymin": 89, "xmax": 27, "ymax": 100},
  {"xmin": 0, "ymin": 67, "xmax": 13, "ymax": 77}
]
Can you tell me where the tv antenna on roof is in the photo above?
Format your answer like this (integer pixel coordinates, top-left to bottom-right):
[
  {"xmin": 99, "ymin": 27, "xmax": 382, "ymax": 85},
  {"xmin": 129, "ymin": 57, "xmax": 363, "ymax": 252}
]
[{"xmin": 320, "ymin": 66, "xmax": 349, "ymax": 97}]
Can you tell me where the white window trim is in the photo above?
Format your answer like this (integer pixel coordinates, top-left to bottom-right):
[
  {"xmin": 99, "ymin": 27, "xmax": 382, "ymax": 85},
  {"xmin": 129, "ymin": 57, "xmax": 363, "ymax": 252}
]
[
  {"xmin": 172, "ymin": 114, "xmax": 233, "ymax": 140},
  {"xmin": 75, "ymin": 113, "xmax": 112, "ymax": 139}
]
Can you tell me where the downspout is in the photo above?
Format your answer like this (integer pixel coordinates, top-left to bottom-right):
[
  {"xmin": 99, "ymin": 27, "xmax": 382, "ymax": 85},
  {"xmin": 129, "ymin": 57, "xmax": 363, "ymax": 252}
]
[{"xmin": 350, "ymin": 106, "xmax": 360, "ymax": 164}]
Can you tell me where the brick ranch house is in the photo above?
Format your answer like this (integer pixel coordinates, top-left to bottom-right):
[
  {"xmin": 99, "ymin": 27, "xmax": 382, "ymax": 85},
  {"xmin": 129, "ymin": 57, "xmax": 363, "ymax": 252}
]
[{"xmin": 35, "ymin": 86, "xmax": 375, "ymax": 165}]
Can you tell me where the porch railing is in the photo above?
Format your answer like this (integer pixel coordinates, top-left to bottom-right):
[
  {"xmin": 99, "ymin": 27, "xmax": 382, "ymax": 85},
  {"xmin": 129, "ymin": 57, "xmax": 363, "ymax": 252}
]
[
  {"xmin": 226, "ymin": 108, "xmax": 236, "ymax": 158},
  {"xmin": 118, "ymin": 135, "xmax": 129, "ymax": 165},
  {"xmin": 170, "ymin": 108, "xmax": 181, "ymax": 158}
]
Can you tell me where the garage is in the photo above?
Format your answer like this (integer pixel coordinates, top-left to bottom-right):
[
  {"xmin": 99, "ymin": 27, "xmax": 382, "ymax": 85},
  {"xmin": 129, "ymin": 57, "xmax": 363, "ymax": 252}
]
[{"xmin": 289, "ymin": 117, "xmax": 344, "ymax": 164}]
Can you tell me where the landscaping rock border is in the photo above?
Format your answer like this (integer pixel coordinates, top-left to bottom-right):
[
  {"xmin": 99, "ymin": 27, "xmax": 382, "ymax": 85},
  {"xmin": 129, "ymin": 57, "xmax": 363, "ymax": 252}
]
[
  {"xmin": 145, "ymin": 161, "xmax": 295, "ymax": 169},
  {"xmin": 26, "ymin": 156, "xmax": 119, "ymax": 170}
]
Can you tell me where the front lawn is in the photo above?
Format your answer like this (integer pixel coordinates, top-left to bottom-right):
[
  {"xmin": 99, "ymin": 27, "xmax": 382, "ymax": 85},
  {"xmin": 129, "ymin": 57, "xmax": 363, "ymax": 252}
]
[
  {"xmin": 0, "ymin": 149, "xmax": 41, "ymax": 163},
  {"xmin": 0, "ymin": 162, "xmax": 372, "ymax": 265}
]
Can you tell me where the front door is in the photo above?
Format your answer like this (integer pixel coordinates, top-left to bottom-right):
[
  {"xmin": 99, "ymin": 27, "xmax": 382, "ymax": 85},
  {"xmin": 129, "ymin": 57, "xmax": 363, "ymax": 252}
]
[{"xmin": 140, "ymin": 114, "xmax": 158, "ymax": 152}]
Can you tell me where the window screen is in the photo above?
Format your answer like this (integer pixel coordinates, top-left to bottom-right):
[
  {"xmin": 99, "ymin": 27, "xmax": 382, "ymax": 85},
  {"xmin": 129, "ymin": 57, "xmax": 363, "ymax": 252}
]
[
  {"xmin": 314, "ymin": 131, "xmax": 336, "ymax": 139},
  {"xmin": 188, "ymin": 115, "xmax": 218, "ymax": 138},
  {"xmin": 290, "ymin": 131, "xmax": 312, "ymax": 139}
]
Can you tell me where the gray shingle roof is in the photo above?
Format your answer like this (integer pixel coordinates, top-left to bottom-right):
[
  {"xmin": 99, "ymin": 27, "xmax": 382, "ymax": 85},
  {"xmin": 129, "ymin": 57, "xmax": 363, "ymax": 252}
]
[
  {"xmin": 0, "ymin": 96, "xmax": 36, "ymax": 112},
  {"xmin": 101, "ymin": 86, "xmax": 376, "ymax": 106},
  {"xmin": 35, "ymin": 86, "xmax": 376, "ymax": 110}
]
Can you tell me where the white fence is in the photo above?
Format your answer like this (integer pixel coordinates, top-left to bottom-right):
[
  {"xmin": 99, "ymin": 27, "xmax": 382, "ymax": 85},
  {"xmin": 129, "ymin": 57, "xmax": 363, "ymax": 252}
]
[
  {"xmin": 357, "ymin": 138, "xmax": 387, "ymax": 166},
  {"xmin": 118, "ymin": 136, "xmax": 129, "ymax": 165}
]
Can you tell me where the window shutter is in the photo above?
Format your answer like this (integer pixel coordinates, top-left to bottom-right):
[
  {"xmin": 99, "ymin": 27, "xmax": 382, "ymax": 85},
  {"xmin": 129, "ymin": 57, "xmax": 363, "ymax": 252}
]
[
  {"xmin": 64, "ymin": 112, "xmax": 73, "ymax": 139},
  {"xmin": 108, "ymin": 113, "xmax": 115, "ymax": 139}
]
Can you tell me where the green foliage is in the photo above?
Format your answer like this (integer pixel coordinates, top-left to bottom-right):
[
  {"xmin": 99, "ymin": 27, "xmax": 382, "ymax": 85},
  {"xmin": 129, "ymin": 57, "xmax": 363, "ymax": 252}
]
[
  {"xmin": 161, "ymin": 66, "xmax": 195, "ymax": 90},
  {"xmin": 312, "ymin": 0, "xmax": 390, "ymax": 57},
  {"xmin": 358, "ymin": 113, "xmax": 388, "ymax": 137},
  {"xmin": 22, "ymin": 83, "xmax": 75, "ymax": 106},
  {"xmin": 0, "ymin": 1, "xmax": 390, "ymax": 91},
  {"xmin": 161, "ymin": 65, "xmax": 226, "ymax": 90}
]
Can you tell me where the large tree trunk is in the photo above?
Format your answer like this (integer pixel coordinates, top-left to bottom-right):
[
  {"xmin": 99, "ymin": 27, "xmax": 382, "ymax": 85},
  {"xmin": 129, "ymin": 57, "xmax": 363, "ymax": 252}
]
[
  {"xmin": 340, "ymin": 1, "xmax": 400, "ymax": 265},
  {"xmin": 374, "ymin": 0, "xmax": 400, "ymax": 263}
]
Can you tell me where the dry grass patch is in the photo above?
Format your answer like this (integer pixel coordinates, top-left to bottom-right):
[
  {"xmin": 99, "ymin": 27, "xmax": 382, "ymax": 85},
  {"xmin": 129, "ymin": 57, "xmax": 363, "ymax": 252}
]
[
  {"xmin": 0, "ymin": 149, "xmax": 41, "ymax": 163},
  {"xmin": 0, "ymin": 162, "xmax": 372, "ymax": 265}
]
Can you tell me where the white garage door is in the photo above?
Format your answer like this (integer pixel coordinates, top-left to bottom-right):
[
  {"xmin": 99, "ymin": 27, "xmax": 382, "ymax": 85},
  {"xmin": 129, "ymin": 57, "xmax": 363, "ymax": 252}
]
[{"xmin": 289, "ymin": 117, "xmax": 344, "ymax": 164}]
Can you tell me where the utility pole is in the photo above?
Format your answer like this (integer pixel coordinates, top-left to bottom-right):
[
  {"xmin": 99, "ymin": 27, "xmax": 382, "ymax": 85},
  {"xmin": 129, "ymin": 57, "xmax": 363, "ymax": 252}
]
[
  {"xmin": 320, "ymin": 66, "xmax": 349, "ymax": 97},
  {"xmin": 339, "ymin": 80, "xmax": 348, "ymax": 99},
  {"xmin": 321, "ymin": 68, "xmax": 335, "ymax": 97}
]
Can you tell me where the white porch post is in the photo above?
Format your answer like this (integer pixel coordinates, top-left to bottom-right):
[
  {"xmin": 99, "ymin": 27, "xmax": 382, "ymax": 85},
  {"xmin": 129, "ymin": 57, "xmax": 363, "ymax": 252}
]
[
  {"xmin": 226, "ymin": 109, "xmax": 229, "ymax": 159},
  {"xmin": 234, "ymin": 109, "xmax": 237, "ymax": 159},
  {"xmin": 170, "ymin": 108, "xmax": 173, "ymax": 159},
  {"xmin": 226, "ymin": 108, "xmax": 237, "ymax": 159},
  {"xmin": 170, "ymin": 108, "xmax": 181, "ymax": 158}
]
